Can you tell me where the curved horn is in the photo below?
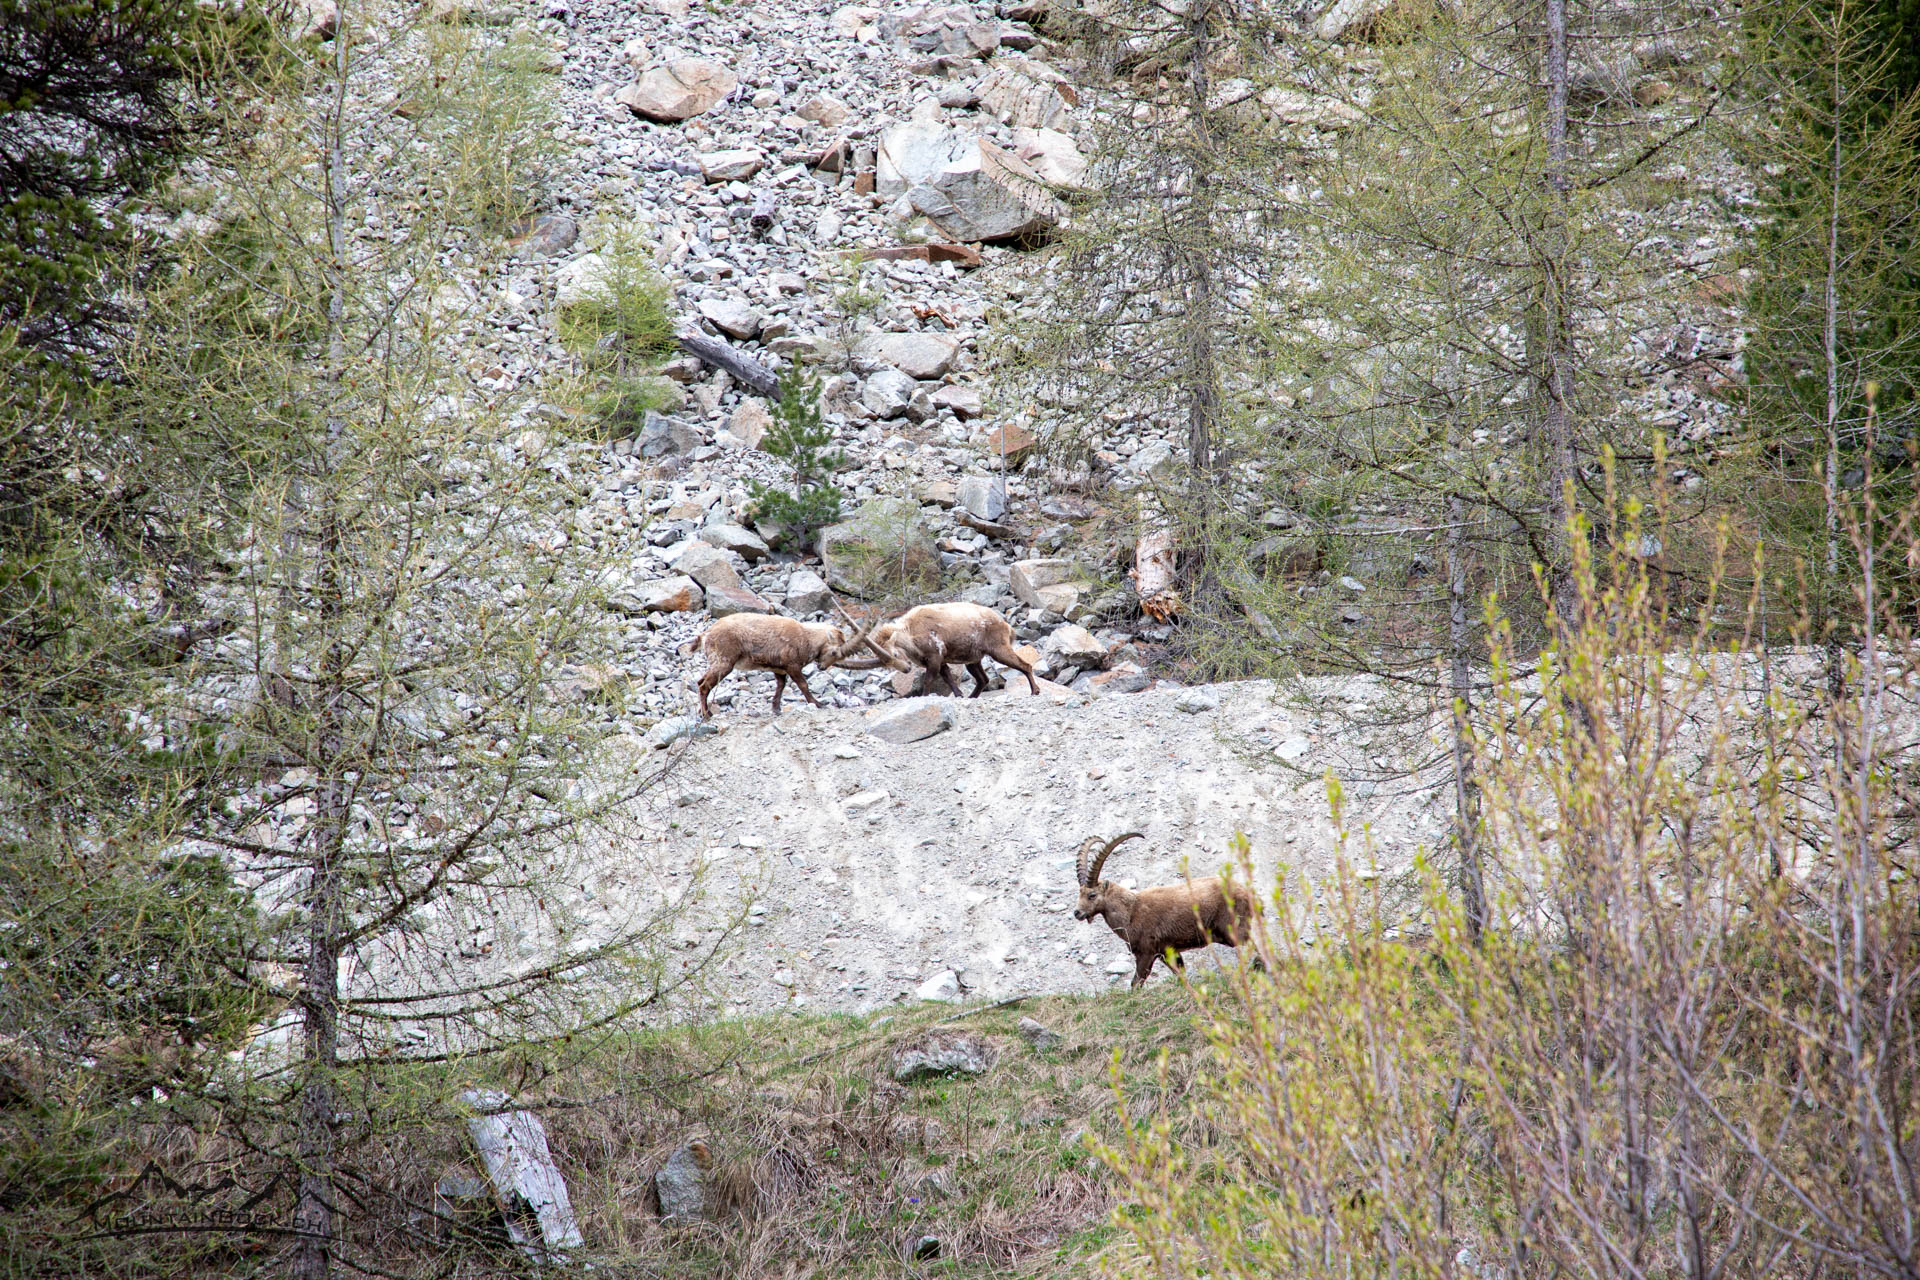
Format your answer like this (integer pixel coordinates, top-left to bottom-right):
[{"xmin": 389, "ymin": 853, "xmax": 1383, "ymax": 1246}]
[
  {"xmin": 824, "ymin": 595, "xmax": 908, "ymax": 669},
  {"xmin": 1085, "ymin": 831, "xmax": 1144, "ymax": 885},
  {"xmin": 1074, "ymin": 836, "xmax": 1103, "ymax": 886}
]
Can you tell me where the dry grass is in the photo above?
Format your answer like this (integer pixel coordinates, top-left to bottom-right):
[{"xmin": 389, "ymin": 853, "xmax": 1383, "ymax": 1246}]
[{"xmin": 525, "ymin": 987, "xmax": 1205, "ymax": 1277}]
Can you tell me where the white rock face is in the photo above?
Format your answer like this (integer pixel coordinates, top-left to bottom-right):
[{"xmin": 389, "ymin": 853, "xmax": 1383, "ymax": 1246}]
[
  {"xmin": 876, "ymin": 121, "xmax": 977, "ymax": 199},
  {"xmin": 616, "ymin": 57, "xmax": 738, "ymax": 121},
  {"xmin": 907, "ymin": 139, "xmax": 1063, "ymax": 243},
  {"xmin": 913, "ymin": 970, "xmax": 964, "ymax": 1003},
  {"xmin": 698, "ymin": 297, "xmax": 761, "ymax": 340},
  {"xmin": 1011, "ymin": 127, "xmax": 1089, "ymax": 188}
]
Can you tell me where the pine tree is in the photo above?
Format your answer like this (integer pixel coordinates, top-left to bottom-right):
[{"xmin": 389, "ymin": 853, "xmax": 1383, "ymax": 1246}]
[{"xmin": 749, "ymin": 368, "xmax": 845, "ymax": 549}]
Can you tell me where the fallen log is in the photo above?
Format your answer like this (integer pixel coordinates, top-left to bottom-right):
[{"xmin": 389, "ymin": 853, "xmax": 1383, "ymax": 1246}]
[
  {"xmin": 461, "ymin": 1089, "xmax": 583, "ymax": 1266},
  {"xmin": 842, "ymin": 242, "xmax": 983, "ymax": 269},
  {"xmin": 955, "ymin": 510, "xmax": 1015, "ymax": 539},
  {"xmin": 676, "ymin": 331, "xmax": 779, "ymax": 397}
]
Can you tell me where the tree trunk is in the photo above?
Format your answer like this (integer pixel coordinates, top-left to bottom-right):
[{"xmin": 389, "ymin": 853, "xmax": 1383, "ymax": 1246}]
[
  {"xmin": 1182, "ymin": 0, "xmax": 1220, "ymax": 488},
  {"xmin": 1540, "ymin": 0, "xmax": 1579, "ymax": 630},
  {"xmin": 294, "ymin": 22, "xmax": 354, "ymax": 1278},
  {"xmin": 1448, "ymin": 481, "xmax": 1485, "ymax": 944}
]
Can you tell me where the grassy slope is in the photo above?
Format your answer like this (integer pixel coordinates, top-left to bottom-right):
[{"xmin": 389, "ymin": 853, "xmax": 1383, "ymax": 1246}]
[{"xmin": 474, "ymin": 985, "xmax": 1204, "ymax": 1278}]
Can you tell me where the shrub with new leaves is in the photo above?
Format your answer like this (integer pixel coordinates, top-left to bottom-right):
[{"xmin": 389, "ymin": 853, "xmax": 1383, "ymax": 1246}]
[{"xmin": 748, "ymin": 369, "xmax": 844, "ymax": 549}]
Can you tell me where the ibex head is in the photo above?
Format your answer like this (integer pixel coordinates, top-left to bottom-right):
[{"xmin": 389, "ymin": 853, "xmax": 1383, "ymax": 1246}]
[{"xmin": 1073, "ymin": 831, "xmax": 1144, "ymax": 920}]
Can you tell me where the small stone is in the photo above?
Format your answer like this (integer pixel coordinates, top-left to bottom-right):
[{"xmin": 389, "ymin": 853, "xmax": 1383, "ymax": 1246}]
[
  {"xmin": 666, "ymin": 540, "xmax": 743, "ymax": 592},
  {"xmin": 782, "ymin": 568, "xmax": 832, "ymax": 614},
  {"xmin": 891, "ymin": 1033, "xmax": 995, "ymax": 1080},
  {"xmin": 726, "ymin": 398, "xmax": 772, "ymax": 449},
  {"xmin": 698, "ymin": 148, "xmax": 765, "ymax": 183},
  {"xmin": 1274, "ymin": 736, "xmax": 1312, "ymax": 763},
  {"xmin": 699, "ymin": 297, "xmax": 761, "ymax": 341},
  {"xmin": 1016, "ymin": 1017, "xmax": 1061, "ymax": 1051},
  {"xmin": 913, "ymin": 969, "xmax": 963, "ymax": 1002},
  {"xmin": 654, "ymin": 1144, "xmax": 710, "ymax": 1220},
  {"xmin": 1174, "ymin": 686, "xmax": 1219, "ymax": 714},
  {"xmin": 866, "ymin": 701, "xmax": 957, "ymax": 744},
  {"xmin": 1339, "ymin": 575, "xmax": 1365, "ymax": 594},
  {"xmin": 844, "ymin": 788, "xmax": 890, "ymax": 813},
  {"xmin": 955, "ymin": 474, "xmax": 1007, "ymax": 521},
  {"xmin": 1104, "ymin": 957, "xmax": 1134, "ymax": 976},
  {"xmin": 637, "ymin": 411, "xmax": 702, "ymax": 459},
  {"xmin": 509, "ymin": 212, "xmax": 577, "ymax": 257}
]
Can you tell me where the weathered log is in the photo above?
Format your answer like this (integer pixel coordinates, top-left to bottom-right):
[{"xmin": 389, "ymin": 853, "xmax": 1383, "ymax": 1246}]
[
  {"xmin": 1131, "ymin": 528, "xmax": 1181, "ymax": 622},
  {"xmin": 675, "ymin": 331, "xmax": 779, "ymax": 397},
  {"xmin": 842, "ymin": 242, "xmax": 983, "ymax": 269},
  {"xmin": 461, "ymin": 1089, "xmax": 583, "ymax": 1266},
  {"xmin": 749, "ymin": 191, "xmax": 778, "ymax": 237},
  {"xmin": 955, "ymin": 509, "xmax": 1015, "ymax": 539}
]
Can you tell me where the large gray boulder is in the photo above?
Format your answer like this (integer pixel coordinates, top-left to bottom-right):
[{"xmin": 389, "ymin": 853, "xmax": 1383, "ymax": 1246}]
[
  {"xmin": 906, "ymin": 139, "xmax": 1062, "ymax": 243},
  {"xmin": 860, "ymin": 368, "xmax": 917, "ymax": 418},
  {"xmin": 666, "ymin": 540, "xmax": 743, "ymax": 593},
  {"xmin": 617, "ymin": 58, "xmax": 737, "ymax": 122},
  {"xmin": 892, "ymin": 1034, "xmax": 996, "ymax": 1080},
  {"xmin": 1009, "ymin": 557, "xmax": 1090, "ymax": 612},
  {"xmin": 856, "ymin": 331, "xmax": 963, "ymax": 380},
  {"xmin": 975, "ymin": 53, "xmax": 1077, "ymax": 129},
  {"xmin": 955, "ymin": 475, "xmax": 1006, "ymax": 521},
  {"xmin": 875, "ymin": 122, "xmax": 978, "ymax": 199}
]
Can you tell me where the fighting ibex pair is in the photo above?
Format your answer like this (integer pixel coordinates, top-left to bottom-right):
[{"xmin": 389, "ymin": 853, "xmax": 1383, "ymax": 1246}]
[
  {"xmin": 1073, "ymin": 832, "xmax": 1262, "ymax": 988},
  {"xmin": 693, "ymin": 601, "xmax": 1038, "ymax": 718}
]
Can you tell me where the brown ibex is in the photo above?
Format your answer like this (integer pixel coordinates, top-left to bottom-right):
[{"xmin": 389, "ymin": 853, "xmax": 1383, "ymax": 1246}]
[
  {"xmin": 1073, "ymin": 833, "xmax": 1261, "ymax": 988},
  {"xmin": 851, "ymin": 602, "xmax": 1039, "ymax": 698},
  {"xmin": 693, "ymin": 613, "xmax": 885, "ymax": 718}
]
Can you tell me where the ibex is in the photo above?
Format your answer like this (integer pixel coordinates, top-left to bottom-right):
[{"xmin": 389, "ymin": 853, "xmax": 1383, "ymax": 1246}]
[
  {"xmin": 1073, "ymin": 832, "xmax": 1261, "ymax": 988},
  {"xmin": 849, "ymin": 602, "xmax": 1039, "ymax": 698},
  {"xmin": 692, "ymin": 613, "xmax": 885, "ymax": 718}
]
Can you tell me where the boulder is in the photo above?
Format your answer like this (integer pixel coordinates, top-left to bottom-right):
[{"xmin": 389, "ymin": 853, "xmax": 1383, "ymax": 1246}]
[
  {"xmin": 1125, "ymin": 439, "xmax": 1177, "ymax": 478},
  {"xmin": 698, "ymin": 148, "xmax": 765, "ymax": 182},
  {"xmin": 890, "ymin": 5, "xmax": 1001, "ymax": 57},
  {"xmin": 1043, "ymin": 623, "xmax": 1106, "ymax": 668},
  {"xmin": 907, "ymin": 140, "xmax": 1062, "ymax": 243},
  {"xmin": 608, "ymin": 575, "xmax": 703, "ymax": 614},
  {"xmin": 1016, "ymin": 1017, "xmax": 1062, "ymax": 1051},
  {"xmin": 893, "ymin": 1034, "xmax": 995, "ymax": 1079},
  {"xmin": 508, "ymin": 212, "xmax": 577, "ymax": 257},
  {"xmin": 931, "ymin": 384, "xmax": 983, "ymax": 419},
  {"xmin": 875, "ymin": 121, "xmax": 978, "ymax": 199},
  {"xmin": 698, "ymin": 297, "xmax": 761, "ymax": 341},
  {"xmin": 637, "ymin": 412, "xmax": 702, "ymax": 459},
  {"xmin": 1311, "ymin": 0, "xmax": 1396, "ymax": 40},
  {"xmin": 725, "ymin": 398, "xmax": 772, "ymax": 449},
  {"xmin": 860, "ymin": 368, "xmax": 917, "ymax": 418},
  {"xmin": 1009, "ymin": 558, "xmax": 1090, "ymax": 611},
  {"xmin": 654, "ymin": 1144, "xmax": 709, "ymax": 1221},
  {"xmin": 706, "ymin": 583, "xmax": 777, "ymax": 617},
  {"xmin": 665, "ymin": 540, "xmax": 743, "ymax": 592},
  {"xmin": 954, "ymin": 475, "xmax": 1007, "ymax": 521},
  {"xmin": 830, "ymin": 4, "xmax": 880, "ymax": 38},
  {"xmin": 1010, "ymin": 126, "xmax": 1089, "ymax": 188},
  {"xmin": 867, "ymin": 701, "xmax": 957, "ymax": 744},
  {"xmin": 782, "ymin": 568, "xmax": 833, "ymax": 614},
  {"xmin": 796, "ymin": 93, "xmax": 851, "ymax": 126},
  {"xmin": 856, "ymin": 331, "xmax": 963, "ymax": 380},
  {"xmin": 617, "ymin": 58, "xmax": 737, "ymax": 122},
  {"xmin": 912, "ymin": 969, "xmax": 964, "ymax": 1002},
  {"xmin": 976, "ymin": 53, "xmax": 1078, "ymax": 129},
  {"xmin": 700, "ymin": 523, "xmax": 772, "ymax": 562}
]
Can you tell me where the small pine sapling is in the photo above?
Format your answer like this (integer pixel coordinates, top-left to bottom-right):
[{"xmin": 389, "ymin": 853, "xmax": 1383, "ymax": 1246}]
[{"xmin": 749, "ymin": 369, "xmax": 844, "ymax": 547}]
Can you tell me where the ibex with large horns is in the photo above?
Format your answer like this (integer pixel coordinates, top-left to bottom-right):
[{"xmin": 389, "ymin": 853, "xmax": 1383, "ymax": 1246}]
[{"xmin": 1073, "ymin": 832, "xmax": 1261, "ymax": 989}]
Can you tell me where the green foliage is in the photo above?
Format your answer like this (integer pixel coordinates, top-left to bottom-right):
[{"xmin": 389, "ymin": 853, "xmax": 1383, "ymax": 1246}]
[
  {"xmin": 554, "ymin": 231, "xmax": 676, "ymax": 365},
  {"xmin": 415, "ymin": 24, "xmax": 560, "ymax": 233},
  {"xmin": 587, "ymin": 374, "xmax": 679, "ymax": 438},
  {"xmin": 748, "ymin": 369, "xmax": 845, "ymax": 548},
  {"xmin": 1099, "ymin": 495, "xmax": 1920, "ymax": 1280}
]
